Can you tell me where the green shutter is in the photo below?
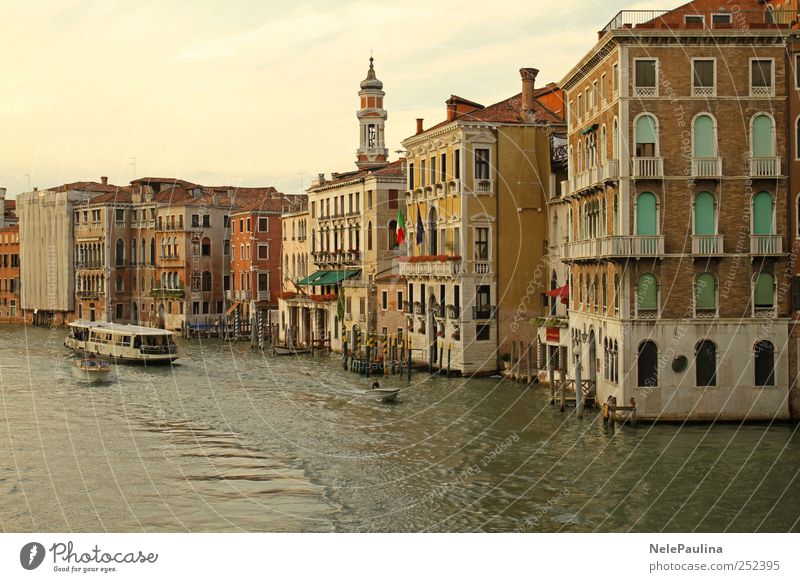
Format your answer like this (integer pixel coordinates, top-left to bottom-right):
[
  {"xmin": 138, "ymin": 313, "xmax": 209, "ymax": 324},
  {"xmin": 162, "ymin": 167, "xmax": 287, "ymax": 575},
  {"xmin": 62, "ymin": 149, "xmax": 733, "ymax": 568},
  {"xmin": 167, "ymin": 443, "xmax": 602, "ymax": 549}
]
[
  {"xmin": 755, "ymin": 273, "xmax": 774, "ymax": 307},
  {"xmin": 636, "ymin": 192, "xmax": 657, "ymax": 235},
  {"xmin": 694, "ymin": 192, "xmax": 715, "ymax": 235},
  {"xmin": 693, "ymin": 115, "xmax": 715, "ymax": 157},
  {"xmin": 695, "ymin": 273, "xmax": 716, "ymax": 309},
  {"xmin": 637, "ymin": 273, "xmax": 658, "ymax": 309},
  {"xmin": 753, "ymin": 192, "xmax": 773, "ymax": 235},
  {"xmin": 752, "ymin": 115, "xmax": 774, "ymax": 157},
  {"xmin": 636, "ymin": 115, "xmax": 657, "ymax": 145}
]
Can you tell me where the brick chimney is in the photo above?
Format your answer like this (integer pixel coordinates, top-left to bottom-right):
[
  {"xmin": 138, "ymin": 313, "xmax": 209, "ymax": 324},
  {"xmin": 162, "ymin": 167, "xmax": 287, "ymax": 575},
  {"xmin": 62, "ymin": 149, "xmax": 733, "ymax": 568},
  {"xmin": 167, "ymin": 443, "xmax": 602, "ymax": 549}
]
[
  {"xmin": 100, "ymin": 176, "xmax": 108, "ymax": 186},
  {"xmin": 520, "ymin": 68, "xmax": 539, "ymax": 112},
  {"xmin": 416, "ymin": 118, "xmax": 424, "ymax": 134}
]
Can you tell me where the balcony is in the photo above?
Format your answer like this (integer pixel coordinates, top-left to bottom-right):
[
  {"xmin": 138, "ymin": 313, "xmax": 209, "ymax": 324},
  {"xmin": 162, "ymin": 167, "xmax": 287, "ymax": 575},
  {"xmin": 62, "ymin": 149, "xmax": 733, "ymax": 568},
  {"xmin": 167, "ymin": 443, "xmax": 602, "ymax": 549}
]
[
  {"xmin": 398, "ymin": 257, "xmax": 462, "ymax": 278},
  {"xmin": 447, "ymin": 179, "xmax": 461, "ymax": 195},
  {"xmin": 151, "ymin": 287, "xmax": 184, "ymax": 299},
  {"xmin": 431, "ymin": 304, "xmax": 445, "ymax": 319},
  {"xmin": 226, "ymin": 290, "xmax": 233, "ymax": 300},
  {"xmin": 414, "ymin": 302, "xmax": 426, "ymax": 316},
  {"xmin": 601, "ymin": 159, "xmax": 620, "ymax": 181},
  {"xmin": 257, "ymin": 291, "xmax": 269, "ymax": 301},
  {"xmin": 635, "ymin": 308, "xmax": 658, "ymax": 320},
  {"xmin": 447, "ymin": 305, "xmax": 461, "ymax": 320},
  {"xmin": 236, "ymin": 290, "xmax": 252, "ymax": 301},
  {"xmin": 749, "ymin": 157, "xmax": 781, "ymax": 178},
  {"xmin": 472, "ymin": 305, "xmax": 497, "ymax": 320},
  {"xmin": 76, "ymin": 290, "xmax": 101, "ymax": 299},
  {"xmin": 473, "ymin": 261, "xmax": 492, "ymax": 275},
  {"xmin": 753, "ymin": 306, "xmax": 777, "ymax": 318},
  {"xmin": 562, "ymin": 161, "xmax": 620, "ymax": 197},
  {"xmin": 76, "ymin": 261, "xmax": 104, "ymax": 270},
  {"xmin": 750, "ymin": 235, "xmax": 782, "ymax": 256},
  {"xmin": 691, "ymin": 157, "xmax": 722, "ymax": 178},
  {"xmin": 403, "ymin": 300, "xmax": 412, "ymax": 314},
  {"xmin": 631, "ymin": 157, "xmax": 664, "ymax": 179},
  {"xmin": 691, "ymin": 234, "xmax": 724, "ymax": 256},
  {"xmin": 475, "ymin": 179, "xmax": 493, "ymax": 194},
  {"xmin": 562, "ymin": 235, "xmax": 664, "ymax": 261}
]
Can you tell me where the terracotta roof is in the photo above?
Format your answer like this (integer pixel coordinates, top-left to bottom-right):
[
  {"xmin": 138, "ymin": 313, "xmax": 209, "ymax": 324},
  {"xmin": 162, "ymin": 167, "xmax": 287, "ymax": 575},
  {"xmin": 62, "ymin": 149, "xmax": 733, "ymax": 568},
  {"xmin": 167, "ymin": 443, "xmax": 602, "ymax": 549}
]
[
  {"xmin": 419, "ymin": 87, "xmax": 564, "ymax": 135},
  {"xmin": 4, "ymin": 200, "xmax": 15, "ymax": 211},
  {"xmin": 47, "ymin": 180, "xmax": 125, "ymax": 194},
  {"xmin": 130, "ymin": 177, "xmax": 200, "ymax": 189},
  {"xmin": 80, "ymin": 190, "xmax": 135, "ymax": 204},
  {"xmin": 311, "ymin": 159, "xmax": 405, "ymax": 190}
]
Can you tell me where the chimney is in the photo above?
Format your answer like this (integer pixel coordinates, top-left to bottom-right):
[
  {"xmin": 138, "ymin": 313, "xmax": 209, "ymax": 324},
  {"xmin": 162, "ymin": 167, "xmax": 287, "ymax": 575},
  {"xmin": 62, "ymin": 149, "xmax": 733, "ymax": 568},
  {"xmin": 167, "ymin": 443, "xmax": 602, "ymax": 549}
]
[
  {"xmin": 318, "ymin": 173, "xmax": 325, "ymax": 186},
  {"xmin": 100, "ymin": 176, "xmax": 108, "ymax": 186},
  {"xmin": 416, "ymin": 118, "xmax": 424, "ymax": 134},
  {"xmin": 520, "ymin": 68, "xmax": 539, "ymax": 112},
  {"xmin": 447, "ymin": 101, "xmax": 458, "ymax": 122}
]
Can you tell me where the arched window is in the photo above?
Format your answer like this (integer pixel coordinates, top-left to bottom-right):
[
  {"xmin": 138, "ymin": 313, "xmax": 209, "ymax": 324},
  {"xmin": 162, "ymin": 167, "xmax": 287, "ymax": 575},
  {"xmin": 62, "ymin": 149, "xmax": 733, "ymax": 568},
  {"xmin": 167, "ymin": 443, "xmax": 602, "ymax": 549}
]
[
  {"xmin": 150, "ymin": 238, "xmax": 155, "ymax": 265},
  {"xmin": 751, "ymin": 114, "xmax": 775, "ymax": 157},
  {"xmin": 161, "ymin": 238, "xmax": 166, "ymax": 258},
  {"xmin": 754, "ymin": 272, "xmax": 775, "ymax": 313},
  {"xmin": 593, "ymin": 274, "xmax": 599, "ymax": 311},
  {"xmin": 636, "ymin": 192, "xmax": 657, "ymax": 235},
  {"xmin": 637, "ymin": 340, "xmax": 658, "ymax": 387},
  {"xmin": 600, "ymin": 125, "xmax": 607, "ymax": 162},
  {"xmin": 141, "ymin": 239, "xmax": 146, "ymax": 264},
  {"xmin": 601, "ymin": 198, "xmax": 607, "ymax": 236},
  {"xmin": 752, "ymin": 191, "xmax": 774, "ymax": 235},
  {"xmin": 201, "ymin": 237, "xmax": 211, "ymax": 256},
  {"xmin": 131, "ymin": 238, "xmax": 137, "ymax": 264},
  {"xmin": 692, "ymin": 114, "xmax": 716, "ymax": 157},
  {"xmin": 201, "ymin": 271, "xmax": 212, "ymax": 292},
  {"xmin": 695, "ymin": 340, "xmax": 717, "ymax": 387},
  {"xmin": 613, "ymin": 193, "xmax": 619, "ymax": 234},
  {"xmin": 578, "ymin": 273, "xmax": 584, "ymax": 305},
  {"xmin": 568, "ymin": 145, "xmax": 574, "ymax": 180},
  {"xmin": 636, "ymin": 273, "xmax": 658, "ymax": 314},
  {"xmin": 115, "ymin": 274, "xmax": 123, "ymax": 292},
  {"xmin": 694, "ymin": 272, "xmax": 717, "ymax": 316},
  {"xmin": 754, "ymin": 341, "xmax": 775, "ymax": 386},
  {"xmin": 602, "ymin": 273, "xmax": 607, "ymax": 311},
  {"xmin": 612, "ymin": 117, "xmax": 619, "ymax": 159},
  {"xmin": 388, "ymin": 220, "xmax": 398, "ymax": 250},
  {"xmin": 577, "ymin": 141, "xmax": 584, "ymax": 172},
  {"xmin": 614, "ymin": 274, "xmax": 620, "ymax": 313},
  {"xmin": 367, "ymin": 221, "xmax": 373, "ymax": 251},
  {"xmin": 161, "ymin": 272, "xmax": 167, "ymax": 289},
  {"xmin": 115, "ymin": 239, "xmax": 124, "ymax": 266},
  {"xmin": 635, "ymin": 114, "xmax": 657, "ymax": 157},
  {"xmin": 694, "ymin": 191, "xmax": 716, "ymax": 235}
]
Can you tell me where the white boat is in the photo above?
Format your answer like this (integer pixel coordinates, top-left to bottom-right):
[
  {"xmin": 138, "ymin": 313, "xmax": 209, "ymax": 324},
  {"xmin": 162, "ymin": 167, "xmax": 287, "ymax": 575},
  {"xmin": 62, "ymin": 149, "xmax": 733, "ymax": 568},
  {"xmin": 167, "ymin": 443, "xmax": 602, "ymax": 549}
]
[
  {"xmin": 71, "ymin": 358, "xmax": 113, "ymax": 382},
  {"xmin": 371, "ymin": 388, "xmax": 400, "ymax": 403},
  {"xmin": 273, "ymin": 344, "xmax": 311, "ymax": 356},
  {"xmin": 65, "ymin": 321, "xmax": 178, "ymax": 364}
]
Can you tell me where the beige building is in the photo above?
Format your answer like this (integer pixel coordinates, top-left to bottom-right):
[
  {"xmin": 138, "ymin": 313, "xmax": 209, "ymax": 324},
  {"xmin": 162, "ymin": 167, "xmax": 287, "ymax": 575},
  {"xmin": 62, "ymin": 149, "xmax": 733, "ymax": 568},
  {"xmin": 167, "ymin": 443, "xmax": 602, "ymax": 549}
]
[
  {"xmin": 400, "ymin": 69, "xmax": 566, "ymax": 375},
  {"xmin": 278, "ymin": 58, "xmax": 406, "ymax": 351}
]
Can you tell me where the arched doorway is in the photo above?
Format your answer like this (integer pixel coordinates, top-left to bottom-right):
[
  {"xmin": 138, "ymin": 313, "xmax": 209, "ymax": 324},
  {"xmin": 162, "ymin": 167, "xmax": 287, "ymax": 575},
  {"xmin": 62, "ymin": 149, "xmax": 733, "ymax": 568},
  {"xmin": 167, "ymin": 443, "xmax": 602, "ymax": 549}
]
[{"xmin": 588, "ymin": 329, "xmax": 597, "ymax": 384}]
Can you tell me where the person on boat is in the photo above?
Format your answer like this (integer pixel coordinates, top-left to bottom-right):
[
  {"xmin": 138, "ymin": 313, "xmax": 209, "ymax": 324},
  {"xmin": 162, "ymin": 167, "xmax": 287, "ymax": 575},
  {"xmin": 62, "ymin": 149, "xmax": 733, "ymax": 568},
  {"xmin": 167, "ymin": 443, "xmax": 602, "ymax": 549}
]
[{"xmin": 371, "ymin": 381, "xmax": 381, "ymax": 390}]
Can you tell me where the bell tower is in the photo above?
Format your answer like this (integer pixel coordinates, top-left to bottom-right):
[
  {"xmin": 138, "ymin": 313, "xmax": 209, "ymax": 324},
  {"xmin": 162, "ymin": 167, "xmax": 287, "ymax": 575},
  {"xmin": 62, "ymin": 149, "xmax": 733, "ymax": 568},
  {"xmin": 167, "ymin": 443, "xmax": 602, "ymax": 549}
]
[{"xmin": 356, "ymin": 57, "xmax": 388, "ymax": 169}]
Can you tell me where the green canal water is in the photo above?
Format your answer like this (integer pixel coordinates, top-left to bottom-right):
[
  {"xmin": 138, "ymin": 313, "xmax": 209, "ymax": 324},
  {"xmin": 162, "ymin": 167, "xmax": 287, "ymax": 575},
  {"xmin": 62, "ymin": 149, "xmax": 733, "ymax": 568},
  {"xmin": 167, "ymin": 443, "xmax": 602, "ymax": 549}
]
[{"xmin": 0, "ymin": 325, "xmax": 798, "ymax": 532}]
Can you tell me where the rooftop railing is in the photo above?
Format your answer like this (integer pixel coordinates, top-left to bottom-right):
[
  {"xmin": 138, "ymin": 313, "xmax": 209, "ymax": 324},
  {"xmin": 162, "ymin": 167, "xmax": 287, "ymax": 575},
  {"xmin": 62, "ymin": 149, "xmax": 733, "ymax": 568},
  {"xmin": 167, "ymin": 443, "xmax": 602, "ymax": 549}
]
[{"xmin": 601, "ymin": 10, "xmax": 796, "ymax": 35}]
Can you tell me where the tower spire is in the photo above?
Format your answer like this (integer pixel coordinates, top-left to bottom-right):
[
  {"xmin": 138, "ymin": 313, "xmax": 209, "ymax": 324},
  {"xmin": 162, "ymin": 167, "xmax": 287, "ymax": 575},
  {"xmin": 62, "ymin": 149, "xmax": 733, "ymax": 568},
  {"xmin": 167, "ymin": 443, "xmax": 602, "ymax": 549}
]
[{"xmin": 356, "ymin": 55, "xmax": 388, "ymax": 169}]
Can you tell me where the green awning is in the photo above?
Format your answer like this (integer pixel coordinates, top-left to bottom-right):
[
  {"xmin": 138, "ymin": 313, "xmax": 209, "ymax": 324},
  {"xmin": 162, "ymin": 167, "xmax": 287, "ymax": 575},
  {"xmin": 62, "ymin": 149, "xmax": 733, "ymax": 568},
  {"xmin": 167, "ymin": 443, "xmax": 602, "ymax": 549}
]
[
  {"xmin": 298, "ymin": 269, "xmax": 360, "ymax": 286},
  {"xmin": 580, "ymin": 124, "xmax": 598, "ymax": 135}
]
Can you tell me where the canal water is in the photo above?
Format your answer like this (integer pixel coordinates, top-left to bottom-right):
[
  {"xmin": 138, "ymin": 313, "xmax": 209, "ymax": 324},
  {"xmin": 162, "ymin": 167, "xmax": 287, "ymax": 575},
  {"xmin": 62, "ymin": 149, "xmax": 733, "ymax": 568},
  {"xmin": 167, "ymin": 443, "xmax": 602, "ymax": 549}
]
[{"xmin": 1, "ymin": 325, "xmax": 798, "ymax": 532}]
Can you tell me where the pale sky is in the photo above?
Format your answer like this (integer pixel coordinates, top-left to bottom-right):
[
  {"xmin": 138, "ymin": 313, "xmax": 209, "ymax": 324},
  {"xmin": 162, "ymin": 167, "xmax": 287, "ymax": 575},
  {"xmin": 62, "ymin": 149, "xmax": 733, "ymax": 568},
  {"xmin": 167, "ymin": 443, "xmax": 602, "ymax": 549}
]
[{"xmin": 0, "ymin": 0, "xmax": 684, "ymax": 198}]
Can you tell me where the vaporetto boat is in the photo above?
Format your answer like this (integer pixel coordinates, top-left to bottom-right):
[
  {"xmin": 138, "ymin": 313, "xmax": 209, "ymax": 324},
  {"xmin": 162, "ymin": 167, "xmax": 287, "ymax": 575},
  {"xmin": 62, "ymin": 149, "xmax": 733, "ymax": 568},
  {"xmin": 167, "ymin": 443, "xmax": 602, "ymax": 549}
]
[{"xmin": 65, "ymin": 321, "xmax": 178, "ymax": 364}]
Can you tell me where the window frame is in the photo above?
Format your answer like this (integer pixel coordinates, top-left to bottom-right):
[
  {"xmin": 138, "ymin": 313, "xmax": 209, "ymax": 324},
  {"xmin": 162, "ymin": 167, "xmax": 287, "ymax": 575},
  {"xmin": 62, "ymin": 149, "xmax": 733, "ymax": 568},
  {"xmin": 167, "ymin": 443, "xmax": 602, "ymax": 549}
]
[
  {"xmin": 691, "ymin": 57, "xmax": 717, "ymax": 97},
  {"xmin": 749, "ymin": 57, "xmax": 775, "ymax": 97},
  {"xmin": 633, "ymin": 58, "xmax": 659, "ymax": 97}
]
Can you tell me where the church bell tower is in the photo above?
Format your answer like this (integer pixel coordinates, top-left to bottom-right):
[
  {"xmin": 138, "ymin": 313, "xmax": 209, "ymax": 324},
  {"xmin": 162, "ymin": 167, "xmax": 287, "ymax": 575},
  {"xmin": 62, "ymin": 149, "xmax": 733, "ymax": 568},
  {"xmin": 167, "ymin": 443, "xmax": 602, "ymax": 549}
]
[{"xmin": 356, "ymin": 57, "xmax": 389, "ymax": 170}]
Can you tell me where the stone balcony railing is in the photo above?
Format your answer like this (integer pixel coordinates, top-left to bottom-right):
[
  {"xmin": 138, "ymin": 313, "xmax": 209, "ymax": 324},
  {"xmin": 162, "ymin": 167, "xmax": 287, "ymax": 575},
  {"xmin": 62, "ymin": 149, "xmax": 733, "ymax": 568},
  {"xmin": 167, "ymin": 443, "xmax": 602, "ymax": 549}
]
[
  {"xmin": 749, "ymin": 157, "xmax": 781, "ymax": 178},
  {"xmin": 398, "ymin": 256, "xmax": 462, "ymax": 278},
  {"xmin": 631, "ymin": 157, "xmax": 664, "ymax": 179},
  {"xmin": 561, "ymin": 235, "xmax": 664, "ymax": 261},
  {"xmin": 691, "ymin": 234, "xmax": 724, "ymax": 255},
  {"xmin": 561, "ymin": 159, "xmax": 619, "ymax": 196},
  {"xmin": 691, "ymin": 157, "xmax": 722, "ymax": 178},
  {"xmin": 750, "ymin": 234, "xmax": 782, "ymax": 256}
]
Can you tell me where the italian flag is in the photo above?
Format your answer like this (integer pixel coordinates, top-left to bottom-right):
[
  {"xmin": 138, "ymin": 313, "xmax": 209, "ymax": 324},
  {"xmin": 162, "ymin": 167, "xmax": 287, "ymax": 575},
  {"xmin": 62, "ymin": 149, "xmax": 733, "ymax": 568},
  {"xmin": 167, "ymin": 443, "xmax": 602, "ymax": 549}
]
[{"xmin": 396, "ymin": 209, "xmax": 406, "ymax": 244}]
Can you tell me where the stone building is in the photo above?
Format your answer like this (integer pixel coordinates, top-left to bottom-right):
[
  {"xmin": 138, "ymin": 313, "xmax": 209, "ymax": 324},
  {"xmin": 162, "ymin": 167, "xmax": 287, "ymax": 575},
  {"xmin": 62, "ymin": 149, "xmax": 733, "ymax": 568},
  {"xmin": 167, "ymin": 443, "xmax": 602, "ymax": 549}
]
[
  {"xmin": 278, "ymin": 58, "xmax": 406, "ymax": 351},
  {"xmin": 559, "ymin": 0, "xmax": 795, "ymax": 420},
  {"xmin": 400, "ymin": 70, "xmax": 566, "ymax": 375}
]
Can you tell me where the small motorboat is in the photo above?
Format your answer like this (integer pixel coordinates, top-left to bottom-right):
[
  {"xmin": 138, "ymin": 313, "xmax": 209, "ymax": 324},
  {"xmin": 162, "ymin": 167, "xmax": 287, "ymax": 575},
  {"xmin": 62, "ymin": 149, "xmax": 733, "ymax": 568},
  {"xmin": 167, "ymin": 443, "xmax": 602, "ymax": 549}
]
[
  {"xmin": 272, "ymin": 345, "xmax": 311, "ymax": 356},
  {"xmin": 371, "ymin": 388, "xmax": 400, "ymax": 404},
  {"xmin": 71, "ymin": 358, "xmax": 113, "ymax": 382}
]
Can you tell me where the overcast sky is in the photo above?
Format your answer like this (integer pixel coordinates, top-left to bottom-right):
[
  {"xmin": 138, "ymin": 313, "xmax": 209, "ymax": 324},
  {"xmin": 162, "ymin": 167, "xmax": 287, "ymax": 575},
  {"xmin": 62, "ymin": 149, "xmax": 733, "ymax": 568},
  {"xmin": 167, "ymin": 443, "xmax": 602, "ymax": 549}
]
[{"xmin": 0, "ymin": 0, "xmax": 683, "ymax": 198}]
